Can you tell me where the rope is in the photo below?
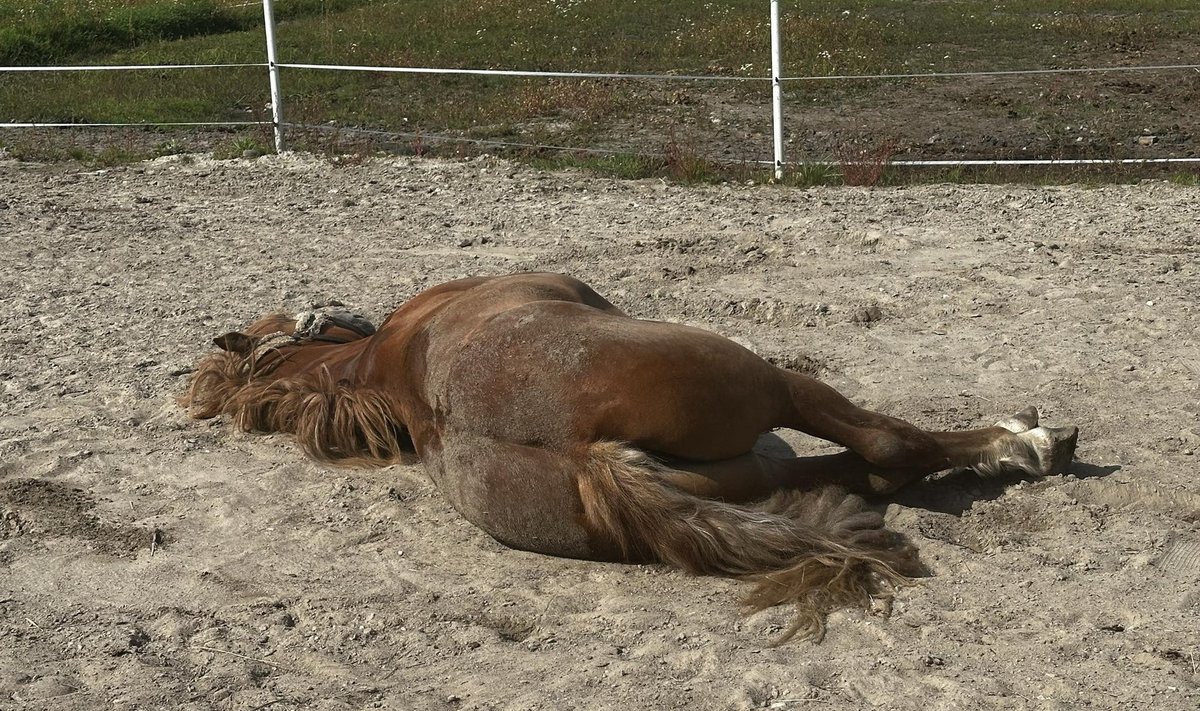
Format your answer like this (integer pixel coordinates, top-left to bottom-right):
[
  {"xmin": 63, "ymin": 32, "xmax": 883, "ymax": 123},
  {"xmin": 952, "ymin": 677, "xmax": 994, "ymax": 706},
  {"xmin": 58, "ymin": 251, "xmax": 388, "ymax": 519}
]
[
  {"xmin": 278, "ymin": 62, "xmax": 759, "ymax": 83},
  {"xmin": 287, "ymin": 123, "xmax": 1200, "ymax": 168},
  {"xmin": 0, "ymin": 63, "xmax": 264, "ymax": 72},
  {"xmin": 0, "ymin": 121, "xmax": 267, "ymax": 128},
  {"xmin": 782, "ymin": 63, "xmax": 1200, "ymax": 82}
]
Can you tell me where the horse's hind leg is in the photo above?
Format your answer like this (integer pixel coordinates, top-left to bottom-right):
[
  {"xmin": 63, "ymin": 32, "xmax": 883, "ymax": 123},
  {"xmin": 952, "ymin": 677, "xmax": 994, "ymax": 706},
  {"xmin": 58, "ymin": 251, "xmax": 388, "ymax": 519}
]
[
  {"xmin": 661, "ymin": 448, "xmax": 958, "ymax": 500},
  {"xmin": 769, "ymin": 372, "xmax": 1077, "ymax": 494},
  {"xmin": 663, "ymin": 418, "xmax": 1077, "ymax": 503}
]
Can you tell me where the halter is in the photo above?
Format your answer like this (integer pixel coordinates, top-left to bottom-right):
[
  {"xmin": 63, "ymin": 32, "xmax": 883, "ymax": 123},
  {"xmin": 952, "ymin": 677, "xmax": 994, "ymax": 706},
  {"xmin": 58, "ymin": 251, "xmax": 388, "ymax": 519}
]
[
  {"xmin": 248, "ymin": 307, "xmax": 376, "ymax": 372},
  {"xmin": 293, "ymin": 308, "xmax": 376, "ymax": 342}
]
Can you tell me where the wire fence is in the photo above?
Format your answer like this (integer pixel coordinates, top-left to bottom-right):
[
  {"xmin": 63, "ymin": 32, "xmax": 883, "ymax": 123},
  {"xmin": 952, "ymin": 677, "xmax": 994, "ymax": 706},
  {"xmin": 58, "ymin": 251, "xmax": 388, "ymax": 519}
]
[{"xmin": 2, "ymin": 0, "xmax": 1199, "ymax": 174}]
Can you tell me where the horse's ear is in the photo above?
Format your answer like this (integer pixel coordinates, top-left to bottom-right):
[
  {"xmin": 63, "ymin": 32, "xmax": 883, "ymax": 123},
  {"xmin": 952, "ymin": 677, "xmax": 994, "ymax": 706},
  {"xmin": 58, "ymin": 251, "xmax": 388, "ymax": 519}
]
[{"xmin": 213, "ymin": 331, "xmax": 255, "ymax": 355}]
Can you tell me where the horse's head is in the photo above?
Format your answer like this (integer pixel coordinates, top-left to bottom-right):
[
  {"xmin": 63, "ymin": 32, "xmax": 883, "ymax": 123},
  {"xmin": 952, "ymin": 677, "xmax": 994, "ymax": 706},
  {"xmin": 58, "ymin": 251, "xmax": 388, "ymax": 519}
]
[
  {"xmin": 213, "ymin": 309, "xmax": 377, "ymax": 356},
  {"xmin": 212, "ymin": 313, "xmax": 297, "ymax": 356}
]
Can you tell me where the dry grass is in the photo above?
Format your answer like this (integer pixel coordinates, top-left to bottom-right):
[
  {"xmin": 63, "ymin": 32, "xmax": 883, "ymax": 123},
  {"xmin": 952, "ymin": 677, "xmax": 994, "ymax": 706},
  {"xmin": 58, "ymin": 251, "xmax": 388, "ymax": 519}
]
[{"xmin": 836, "ymin": 139, "xmax": 899, "ymax": 187}]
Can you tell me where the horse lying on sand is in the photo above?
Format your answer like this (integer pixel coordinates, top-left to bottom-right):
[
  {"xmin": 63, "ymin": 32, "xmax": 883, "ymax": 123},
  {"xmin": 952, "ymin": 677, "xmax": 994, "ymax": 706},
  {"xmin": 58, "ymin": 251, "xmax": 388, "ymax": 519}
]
[{"xmin": 182, "ymin": 272, "xmax": 1078, "ymax": 641}]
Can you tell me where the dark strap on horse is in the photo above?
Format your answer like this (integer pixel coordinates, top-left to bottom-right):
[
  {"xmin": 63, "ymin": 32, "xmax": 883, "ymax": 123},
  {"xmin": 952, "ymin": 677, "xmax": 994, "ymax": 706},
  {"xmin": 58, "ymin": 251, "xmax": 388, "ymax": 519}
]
[
  {"xmin": 249, "ymin": 308, "xmax": 377, "ymax": 368},
  {"xmin": 293, "ymin": 308, "xmax": 376, "ymax": 343}
]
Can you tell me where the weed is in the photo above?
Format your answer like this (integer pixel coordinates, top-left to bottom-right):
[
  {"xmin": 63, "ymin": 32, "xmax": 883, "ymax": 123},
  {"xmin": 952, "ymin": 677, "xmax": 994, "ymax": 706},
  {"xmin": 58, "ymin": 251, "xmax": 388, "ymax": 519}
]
[
  {"xmin": 584, "ymin": 153, "xmax": 662, "ymax": 180},
  {"xmin": 836, "ymin": 139, "xmax": 898, "ymax": 187},
  {"xmin": 787, "ymin": 161, "xmax": 840, "ymax": 187},
  {"xmin": 155, "ymin": 138, "xmax": 187, "ymax": 156},
  {"xmin": 50, "ymin": 143, "xmax": 149, "ymax": 166},
  {"xmin": 662, "ymin": 130, "xmax": 719, "ymax": 183},
  {"xmin": 214, "ymin": 135, "xmax": 267, "ymax": 159},
  {"xmin": 89, "ymin": 145, "xmax": 146, "ymax": 166},
  {"xmin": 597, "ymin": 153, "xmax": 662, "ymax": 180}
]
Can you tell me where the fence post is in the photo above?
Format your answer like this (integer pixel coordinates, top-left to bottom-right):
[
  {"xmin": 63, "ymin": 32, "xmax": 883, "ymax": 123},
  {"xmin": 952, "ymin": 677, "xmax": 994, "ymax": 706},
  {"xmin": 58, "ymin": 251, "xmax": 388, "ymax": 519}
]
[
  {"xmin": 769, "ymin": 0, "xmax": 784, "ymax": 180},
  {"xmin": 262, "ymin": 0, "xmax": 286, "ymax": 152}
]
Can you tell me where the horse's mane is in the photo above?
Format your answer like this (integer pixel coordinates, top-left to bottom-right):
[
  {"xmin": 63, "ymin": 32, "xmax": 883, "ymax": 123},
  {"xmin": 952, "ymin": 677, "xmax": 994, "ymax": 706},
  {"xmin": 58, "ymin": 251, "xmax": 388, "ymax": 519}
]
[{"xmin": 180, "ymin": 346, "xmax": 411, "ymax": 467}]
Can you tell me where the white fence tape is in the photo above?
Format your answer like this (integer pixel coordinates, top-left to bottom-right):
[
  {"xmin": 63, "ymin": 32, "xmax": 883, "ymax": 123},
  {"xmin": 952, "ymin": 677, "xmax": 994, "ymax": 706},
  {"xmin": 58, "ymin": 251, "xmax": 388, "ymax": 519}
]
[
  {"xmin": 277, "ymin": 62, "xmax": 759, "ymax": 83},
  {"xmin": 1, "ymin": 0, "xmax": 1197, "ymax": 170},
  {"xmin": 782, "ymin": 63, "xmax": 1200, "ymax": 82},
  {"xmin": 0, "ymin": 63, "xmax": 263, "ymax": 72},
  {"xmin": 0, "ymin": 121, "xmax": 266, "ymax": 128}
]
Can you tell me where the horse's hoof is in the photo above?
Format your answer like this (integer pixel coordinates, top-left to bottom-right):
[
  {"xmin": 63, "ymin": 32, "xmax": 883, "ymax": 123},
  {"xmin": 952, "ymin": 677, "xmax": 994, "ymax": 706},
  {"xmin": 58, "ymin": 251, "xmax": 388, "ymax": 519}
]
[
  {"xmin": 1017, "ymin": 425, "xmax": 1079, "ymax": 476},
  {"xmin": 995, "ymin": 406, "xmax": 1040, "ymax": 434}
]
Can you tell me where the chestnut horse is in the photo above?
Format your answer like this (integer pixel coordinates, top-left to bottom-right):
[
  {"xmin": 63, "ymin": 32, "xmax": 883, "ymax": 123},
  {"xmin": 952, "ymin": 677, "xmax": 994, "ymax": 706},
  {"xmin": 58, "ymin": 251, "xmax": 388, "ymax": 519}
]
[{"xmin": 182, "ymin": 272, "xmax": 1077, "ymax": 640}]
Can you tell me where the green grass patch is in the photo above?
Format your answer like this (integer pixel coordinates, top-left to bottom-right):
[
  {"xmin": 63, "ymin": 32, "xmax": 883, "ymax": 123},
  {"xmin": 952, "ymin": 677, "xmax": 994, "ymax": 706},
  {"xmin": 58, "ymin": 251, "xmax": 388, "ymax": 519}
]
[
  {"xmin": 0, "ymin": 0, "xmax": 374, "ymax": 65},
  {"xmin": 1168, "ymin": 170, "xmax": 1200, "ymax": 186},
  {"xmin": 2, "ymin": 1, "xmax": 1199, "ymax": 180}
]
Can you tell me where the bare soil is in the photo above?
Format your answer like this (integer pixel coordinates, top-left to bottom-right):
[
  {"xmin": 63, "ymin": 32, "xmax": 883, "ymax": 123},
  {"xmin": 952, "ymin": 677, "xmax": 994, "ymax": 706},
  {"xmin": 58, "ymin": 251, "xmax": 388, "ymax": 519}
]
[{"xmin": 1, "ymin": 153, "xmax": 1198, "ymax": 710}]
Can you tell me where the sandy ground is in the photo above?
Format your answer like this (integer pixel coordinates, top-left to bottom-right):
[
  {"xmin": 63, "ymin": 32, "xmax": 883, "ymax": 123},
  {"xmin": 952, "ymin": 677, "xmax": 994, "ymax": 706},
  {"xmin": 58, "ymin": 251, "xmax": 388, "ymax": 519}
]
[{"xmin": 0, "ymin": 153, "xmax": 1198, "ymax": 710}]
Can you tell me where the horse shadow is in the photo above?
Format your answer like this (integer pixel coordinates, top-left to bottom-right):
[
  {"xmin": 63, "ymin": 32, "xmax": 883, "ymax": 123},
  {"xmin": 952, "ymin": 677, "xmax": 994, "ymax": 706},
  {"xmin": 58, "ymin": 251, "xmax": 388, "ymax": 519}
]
[
  {"xmin": 755, "ymin": 432, "xmax": 1121, "ymax": 518},
  {"xmin": 889, "ymin": 460, "xmax": 1121, "ymax": 517}
]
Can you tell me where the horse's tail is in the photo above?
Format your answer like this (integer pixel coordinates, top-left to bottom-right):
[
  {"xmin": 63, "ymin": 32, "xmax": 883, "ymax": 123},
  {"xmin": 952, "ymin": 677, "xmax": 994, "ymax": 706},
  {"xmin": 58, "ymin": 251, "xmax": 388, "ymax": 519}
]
[{"xmin": 576, "ymin": 441, "xmax": 922, "ymax": 643}]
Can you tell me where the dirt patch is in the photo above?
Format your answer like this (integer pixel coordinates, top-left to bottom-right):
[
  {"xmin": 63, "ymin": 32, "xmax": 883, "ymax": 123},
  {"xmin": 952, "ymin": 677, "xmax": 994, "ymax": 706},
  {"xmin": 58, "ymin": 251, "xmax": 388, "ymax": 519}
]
[
  {"xmin": 0, "ymin": 478, "xmax": 165, "ymax": 557},
  {"xmin": 0, "ymin": 153, "xmax": 1198, "ymax": 709}
]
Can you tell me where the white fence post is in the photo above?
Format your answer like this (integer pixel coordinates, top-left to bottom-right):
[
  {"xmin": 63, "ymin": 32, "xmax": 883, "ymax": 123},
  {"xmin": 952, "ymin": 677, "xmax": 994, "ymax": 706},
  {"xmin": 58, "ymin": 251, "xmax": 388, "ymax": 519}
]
[
  {"xmin": 262, "ymin": 0, "xmax": 286, "ymax": 152},
  {"xmin": 769, "ymin": 0, "xmax": 784, "ymax": 179}
]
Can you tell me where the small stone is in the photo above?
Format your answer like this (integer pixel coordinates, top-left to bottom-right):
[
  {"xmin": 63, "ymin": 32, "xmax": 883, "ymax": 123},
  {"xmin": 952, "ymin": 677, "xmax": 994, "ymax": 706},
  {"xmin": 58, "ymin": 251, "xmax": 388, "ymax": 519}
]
[
  {"xmin": 24, "ymin": 676, "xmax": 80, "ymax": 699},
  {"xmin": 105, "ymin": 626, "xmax": 150, "ymax": 656},
  {"xmin": 850, "ymin": 305, "xmax": 883, "ymax": 324}
]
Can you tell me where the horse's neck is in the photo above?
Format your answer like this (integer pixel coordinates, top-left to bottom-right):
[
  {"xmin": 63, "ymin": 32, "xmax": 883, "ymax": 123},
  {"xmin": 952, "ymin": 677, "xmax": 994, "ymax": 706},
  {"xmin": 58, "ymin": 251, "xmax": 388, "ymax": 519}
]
[{"xmin": 267, "ymin": 338, "xmax": 371, "ymax": 382}]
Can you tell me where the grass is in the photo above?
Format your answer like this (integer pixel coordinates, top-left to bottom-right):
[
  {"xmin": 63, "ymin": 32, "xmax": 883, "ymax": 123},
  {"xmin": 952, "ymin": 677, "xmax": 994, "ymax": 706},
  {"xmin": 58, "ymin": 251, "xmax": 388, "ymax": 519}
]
[
  {"xmin": 2, "ymin": 1, "xmax": 1199, "ymax": 181},
  {"xmin": 1168, "ymin": 171, "xmax": 1200, "ymax": 186},
  {"xmin": 0, "ymin": 1, "xmax": 373, "ymax": 64}
]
